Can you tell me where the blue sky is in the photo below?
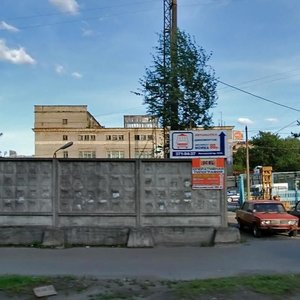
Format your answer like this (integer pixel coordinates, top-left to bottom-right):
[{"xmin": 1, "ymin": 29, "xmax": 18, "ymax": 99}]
[{"xmin": 1, "ymin": 0, "xmax": 300, "ymax": 156}]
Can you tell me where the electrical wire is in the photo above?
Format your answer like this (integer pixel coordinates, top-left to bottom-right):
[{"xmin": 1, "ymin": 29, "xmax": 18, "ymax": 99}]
[
  {"xmin": 2, "ymin": 0, "xmax": 161, "ymax": 31},
  {"xmin": 218, "ymin": 69, "xmax": 300, "ymax": 92},
  {"xmin": 3, "ymin": 0, "xmax": 161, "ymax": 21},
  {"xmin": 217, "ymin": 80, "xmax": 300, "ymax": 113},
  {"xmin": 274, "ymin": 120, "xmax": 299, "ymax": 134}
]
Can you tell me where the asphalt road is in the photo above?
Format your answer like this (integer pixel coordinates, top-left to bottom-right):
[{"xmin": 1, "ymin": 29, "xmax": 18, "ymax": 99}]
[{"xmin": 1, "ymin": 232, "xmax": 300, "ymax": 280}]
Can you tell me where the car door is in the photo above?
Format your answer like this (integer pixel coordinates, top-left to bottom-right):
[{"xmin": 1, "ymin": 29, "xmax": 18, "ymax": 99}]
[
  {"xmin": 290, "ymin": 201, "xmax": 300, "ymax": 225},
  {"xmin": 240, "ymin": 202, "xmax": 253, "ymax": 225}
]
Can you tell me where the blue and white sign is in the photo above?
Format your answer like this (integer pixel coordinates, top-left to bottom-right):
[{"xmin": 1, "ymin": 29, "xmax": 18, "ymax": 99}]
[{"xmin": 170, "ymin": 130, "xmax": 227, "ymax": 158}]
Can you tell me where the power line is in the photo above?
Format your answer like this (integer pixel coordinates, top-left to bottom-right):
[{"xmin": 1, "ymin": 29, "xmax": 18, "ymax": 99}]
[
  {"xmin": 217, "ymin": 80, "xmax": 300, "ymax": 113},
  {"xmin": 4, "ymin": 0, "xmax": 161, "ymax": 21},
  {"xmin": 274, "ymin": 120, "xmax": 299, "ymax": 134},
  {"xmin": 2, "ymin": 0, "xmax": 161, "ymax": 31},
  {"xmin": 7, "ymin": 8, "xmax": 159, "ymax": 31},
  {"xmin": 218, "ymin": 69, "xmax": 300, "ymax": 92}
]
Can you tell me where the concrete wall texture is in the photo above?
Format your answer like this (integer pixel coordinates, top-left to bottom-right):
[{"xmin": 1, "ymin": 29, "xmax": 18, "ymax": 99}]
[{"xmin": 0, "ymin": 158, "xmax": 238, "ymax": 247}]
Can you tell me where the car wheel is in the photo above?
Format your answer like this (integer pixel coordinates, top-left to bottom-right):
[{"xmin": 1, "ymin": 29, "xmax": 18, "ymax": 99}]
[
  {"xmin": 237, "ymin": 219, "xmax": 244, "ymax": 230},
  {"xmin": 253, "ymin": 225, "xmax": 262, "ymax": 238},
  {"xmin": 288, "ymin": 230, "xmax": 297, "ymax": 237}
]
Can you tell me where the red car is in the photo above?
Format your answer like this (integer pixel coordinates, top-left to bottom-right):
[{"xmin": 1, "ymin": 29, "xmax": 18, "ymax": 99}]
[
  {"xmin": 288, "ymin": 201, "xmax": 300, "ymax": 226},
  {"xmin": 236, "ymin": 200, "xmax": 298, "ymax": 237}
]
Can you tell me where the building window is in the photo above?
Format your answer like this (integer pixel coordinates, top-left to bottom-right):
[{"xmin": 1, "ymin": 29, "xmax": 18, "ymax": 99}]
[
  {"xmin": 107, "ymin": 151, "xmax": 125, "ymax": 158},
  {"xmin": 135, "ymin": 151, "xmax": 153, "ymax": 158},
  {"xmin": 63, "ymin": 151, "xmax": 69, "ymax": 158},
  {"xmin": 63, "ymin": 135, "xmax": 68, "ymax": 141},
  {"xmin": 134, "ymin": 135, "xmax": 152, "ymax": 141},
  {"xmin": 79, "ymin": 151, "xmax": 96, "ymax": 158},
  {"xmin": 106, "ymin": 135, "xmax": 124, "ymax": 141},
  {"xmin": 78, "ymin": 135, "xmax": 96, "ymax": 141},
  {"xmin": 62, "ymin": 119, "xmax": 68, "ymax": 125}
]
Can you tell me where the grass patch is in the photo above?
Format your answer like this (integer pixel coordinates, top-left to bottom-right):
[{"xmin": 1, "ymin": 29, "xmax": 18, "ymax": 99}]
[
  {"xmin": 1, "ymin": 274, "xmax": 300, "ymax": 299},
  {"xmin": 0, "ymin": 275, "xmax": 50, "ymax": 293},
  {"xmin": 89, "ymin": 292, "xmax": 134, "ymax": 300},
  {"xmin": 241, "ymin": 274, "xmax": 300, "ymax": 295},
  {"xmin": 175, "ymin": 277, "xmax": 237, "ymax": 298},
  {"xmin": 175, "ymin": 274, "xmax": 300, "ymax": 298}
]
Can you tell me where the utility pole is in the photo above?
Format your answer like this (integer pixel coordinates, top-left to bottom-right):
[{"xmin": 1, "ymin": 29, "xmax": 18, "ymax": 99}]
[
  {"xmin": 163, "ymin": 0, "xmax": 178, "ymax": 157},
  {"xmin": 245, "ymin": 126, "xmax": 251, "ymax": 200}
]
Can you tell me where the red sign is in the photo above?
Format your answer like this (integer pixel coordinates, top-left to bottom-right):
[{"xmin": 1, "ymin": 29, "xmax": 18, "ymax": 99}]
[{"xmin": 192, "ymin": 158, "xmax": 225, "ymax": 189}]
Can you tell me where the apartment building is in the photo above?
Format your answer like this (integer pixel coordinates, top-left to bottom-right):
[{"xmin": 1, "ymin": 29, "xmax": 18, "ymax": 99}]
[{"xmin": 33, "ymin": 105, "xmax": 164, "ymax": 158}]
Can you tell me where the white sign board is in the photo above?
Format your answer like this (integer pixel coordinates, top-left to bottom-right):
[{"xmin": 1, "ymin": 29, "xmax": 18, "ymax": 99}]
[{"xmin": 170, "ymin": 130, "xmax": 227, "ymax": 158}]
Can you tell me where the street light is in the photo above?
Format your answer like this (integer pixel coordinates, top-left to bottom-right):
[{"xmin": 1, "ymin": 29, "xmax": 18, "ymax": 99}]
[{"xmin": 53, "ymin": 141, "xmax": 73, "ymax": 158}]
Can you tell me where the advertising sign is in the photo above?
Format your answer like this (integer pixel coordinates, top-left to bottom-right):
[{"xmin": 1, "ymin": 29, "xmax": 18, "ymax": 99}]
[
  {"xmin": 170, "ymin": 130, "xmax": 227, "ymax": 158},
  {"xmin": 192, "ymin": 158, "xmax": 225, "ymax": 189},
  {"xmin": 233, "ymin": 130, "xmax": 244, "ymax": 141}
]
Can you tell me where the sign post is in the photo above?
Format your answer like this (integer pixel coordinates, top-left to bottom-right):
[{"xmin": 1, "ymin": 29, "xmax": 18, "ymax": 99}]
[
  {"xmin": 170, "ymin": 130, "xmax": 228, "ymax": 190},
  {"xmin": 192, "ymin": 158, "xmax": 225, "ymax": 189},
  {"xmin": 170, "ymin": 130, "xmax": 227, "ymax": 158}
]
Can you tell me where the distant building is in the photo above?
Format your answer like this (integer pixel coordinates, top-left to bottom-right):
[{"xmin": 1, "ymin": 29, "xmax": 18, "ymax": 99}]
[
  {"xmin": 33, "ymin": 105, "xmax": 235, "ymax": 165},
  {"xmin": 33, "ymin": 105, "xmax": 164, "ymax": 158},
  {"xmin": 124, "ymin": 115, "xmax": 159, "ymax": 128}
]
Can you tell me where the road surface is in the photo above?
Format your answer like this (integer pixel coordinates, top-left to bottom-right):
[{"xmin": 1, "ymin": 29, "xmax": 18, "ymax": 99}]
[{"xmin": 0, "ymin": 234, "xmax": 299, "ymax": 280}]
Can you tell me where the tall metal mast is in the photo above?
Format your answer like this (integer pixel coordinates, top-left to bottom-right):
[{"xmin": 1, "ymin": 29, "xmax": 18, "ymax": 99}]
[
  {"xmin": 163, "ymin": 0, "xmax": 177, "ymax": 72},
  {"xmin": 163, "ymin": 0, "xmax": 178, "ymax": 157}
]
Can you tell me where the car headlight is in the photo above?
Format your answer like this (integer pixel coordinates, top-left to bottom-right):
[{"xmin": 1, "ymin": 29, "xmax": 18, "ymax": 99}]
[
  {"xmin": 261, "ymin": 220, "xmax": 271, "ymax": 225},
  {"xmin": 288, "ymin": 220, "xmax": 298, "ymax": 225}
]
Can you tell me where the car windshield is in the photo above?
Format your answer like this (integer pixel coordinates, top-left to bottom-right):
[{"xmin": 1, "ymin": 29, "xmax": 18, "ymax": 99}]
[{"xmin": 253, "ymin": 203, "xmax": 285, "ymax": 213}]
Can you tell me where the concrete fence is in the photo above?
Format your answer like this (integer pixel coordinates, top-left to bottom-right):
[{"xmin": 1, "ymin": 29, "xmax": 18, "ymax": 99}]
[{"xmin": 0, "ymin": 158, "xmax": 239, "ymax": 247}]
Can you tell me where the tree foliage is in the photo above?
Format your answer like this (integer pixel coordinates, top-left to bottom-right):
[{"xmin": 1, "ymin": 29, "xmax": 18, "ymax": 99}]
[
  {"xmin": 232, "ymin": 146, "xmax": 247, "ymax": 173},
  {"xmin": 291, "ymin": 120, "xmax": 300, "ymax": 138},
  {"xmin": 233, "ymin": 131, "xmax": 300, "ymax": 172},
  {"xmin": 136, "ymin": 30, "xmax": 218, "ymax": 130}
]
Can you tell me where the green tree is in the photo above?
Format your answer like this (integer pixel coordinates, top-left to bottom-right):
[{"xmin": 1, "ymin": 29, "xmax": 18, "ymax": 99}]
[
  {"xmin": 275, "ymin": 137, "xmax": 300, "ymax": 171},
  {"xmin": 233, "ymin": 131, "xmax": 300, "ymax": 172},
  {"xmin": 249, "ymin": 131, "xmax": 284, "ymax": 171},
  {"xmin": 291, "ymin": 120, "xmax": 300, "ymax": 138},
  {"xmin": 233, "ymin": 147, "xmax": 247, "ymax": 173},
  {"xmin": 136, "ymin": 30, "xmax": 218, "ymax": 130}
]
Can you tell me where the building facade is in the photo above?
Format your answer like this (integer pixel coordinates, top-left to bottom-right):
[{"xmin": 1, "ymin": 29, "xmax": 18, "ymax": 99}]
[{"xmin": 34, "ymin": 105, "xmax": 164, "ymax": 158}]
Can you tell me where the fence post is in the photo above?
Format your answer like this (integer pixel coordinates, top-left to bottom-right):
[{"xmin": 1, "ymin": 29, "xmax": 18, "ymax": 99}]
[
  {"xmin": 135, "ymin": 159, "xmax": 141, "ymax": 228},
  {"xmin": 51, "ymin": 158, "xmax": 59, "ymax": 227}
]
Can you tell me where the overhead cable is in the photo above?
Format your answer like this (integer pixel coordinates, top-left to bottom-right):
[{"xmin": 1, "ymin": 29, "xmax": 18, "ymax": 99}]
[{"xmin": 217, "ymin": 80, "xmax": 300, "ymax": 113}]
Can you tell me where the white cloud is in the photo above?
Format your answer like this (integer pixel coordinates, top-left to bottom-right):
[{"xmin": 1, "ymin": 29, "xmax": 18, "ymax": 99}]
[
  {"xmin": 265, "ymin": 118, "xmax": 278, "ymax": 123},
  {"xmin": 71, "ymin": 72, "xmax": 82, "ymax": 79},
  {"xmin": 81, "ymin": 28, "xmax": 94, "ymax": 37},
  {"xmin": 0, "ymin": 21, "xmax": 19, "ymax": 32},
  {"xmin": 55, "ymin": 64, "xmax": 65, "ymax": 74},
  {"xmin": 49, "ymin": 0, "xmax": 79, "ymax": 15},
  {"xmin": 55, "ymin": 65, "xmax": 82, "ymax": 78},
  {"xmin": 237, "ymin": 117, "xmax": 254, "ymax": 125},
  {"xmin": 0, "ymin": 39, "xmax": 36, "ymax": 65}
]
